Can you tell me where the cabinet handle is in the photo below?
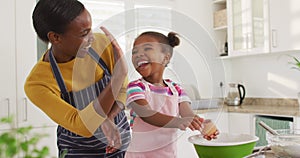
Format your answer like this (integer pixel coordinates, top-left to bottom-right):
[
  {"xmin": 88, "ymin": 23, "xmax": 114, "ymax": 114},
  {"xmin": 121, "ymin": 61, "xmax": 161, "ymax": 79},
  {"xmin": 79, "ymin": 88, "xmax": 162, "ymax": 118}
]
[
  {"xmin": 23, "ymin": 98, "xmax": 28, "ymax": 122},
  {"xmin": 272, "ymin": 29, "xmax": 277, "ymax": 48}
]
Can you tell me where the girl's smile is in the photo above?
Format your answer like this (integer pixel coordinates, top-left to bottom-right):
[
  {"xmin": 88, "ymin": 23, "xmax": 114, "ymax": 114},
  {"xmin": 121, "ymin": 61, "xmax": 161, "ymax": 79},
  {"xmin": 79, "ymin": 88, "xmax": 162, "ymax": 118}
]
[{"xmin": 132, "ymin": 42, "xmax": 165, "ymax": 78}]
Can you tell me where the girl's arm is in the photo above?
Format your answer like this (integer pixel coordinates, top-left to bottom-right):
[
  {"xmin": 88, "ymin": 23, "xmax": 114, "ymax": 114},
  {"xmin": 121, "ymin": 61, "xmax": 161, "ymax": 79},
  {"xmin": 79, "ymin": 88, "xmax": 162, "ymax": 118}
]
[
  {"xmin": 179, "ymin": 101, "xmax": 203, "ymax": 130},
  {"xmin": 179, "ymin": 101, "xmax": 219, "ymax": 140},
  {"xmin": 130, "ymin": 99, "xmax": 193, "ymax": 130},
  {"xmin": 179, "ymin": 101, "xmax": 197, "ymax": 117}
]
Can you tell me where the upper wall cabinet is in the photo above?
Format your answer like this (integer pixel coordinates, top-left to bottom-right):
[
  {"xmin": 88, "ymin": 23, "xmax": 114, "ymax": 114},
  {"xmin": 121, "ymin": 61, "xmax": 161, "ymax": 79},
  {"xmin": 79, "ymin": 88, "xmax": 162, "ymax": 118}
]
[
  {"xmin": 227, "ymin": 0, "xmax": 269, "ymax": 56},
  {"xmin": 269, "ymin": 0, "xmax": 300, "ymax": 53},
  {"xmin": 225, "ymin": 0, "xmax": 300, "ymax": 57}
]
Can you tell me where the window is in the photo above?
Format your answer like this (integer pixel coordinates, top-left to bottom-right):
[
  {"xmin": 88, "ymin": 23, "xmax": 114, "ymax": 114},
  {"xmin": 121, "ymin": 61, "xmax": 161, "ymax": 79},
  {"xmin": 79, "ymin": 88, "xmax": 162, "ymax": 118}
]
[
  {"xmin": 80, "ymin": 0, "xmax": 174, "ymax": 80},
  {"xmin": 36, "ymin": 0, "xmax": 174, "ymax": 79}
]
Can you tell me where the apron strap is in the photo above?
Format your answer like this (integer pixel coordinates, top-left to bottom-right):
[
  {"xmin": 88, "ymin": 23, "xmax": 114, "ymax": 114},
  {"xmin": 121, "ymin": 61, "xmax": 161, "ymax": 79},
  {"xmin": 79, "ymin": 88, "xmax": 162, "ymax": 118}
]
[
  {"xmin": 88, "ymin": 47, "xmax": 111, "ymax": 76},
  {"xmin": 165, "ymin": 81, "xmax": 179, "ymax": 96},
  {"xmin": 141, "ymin": 79, "xmax": 179, "ymax": 97},
  {"xmin": 49, "ymin": 48, "xmax": 68, "ymax": 94},
  {"xmin": 49, "ymin": 47, "xmax": 111, "ymax": 95}
]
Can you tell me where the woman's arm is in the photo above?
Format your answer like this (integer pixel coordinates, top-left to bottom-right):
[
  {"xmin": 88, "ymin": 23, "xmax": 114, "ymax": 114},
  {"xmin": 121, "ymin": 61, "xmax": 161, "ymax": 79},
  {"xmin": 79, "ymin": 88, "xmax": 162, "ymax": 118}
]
[
  {"xmin": 24, "ymin": 81, "xmax": 104, "ymax": 137},
  {"xmin": 92, "ymin": 27, "xmax": 128, "ymax": 117},
  {"xmin": 24, "ymin": 29, "xmax": 126, "ymax": 137},
  {"xmin": 107, "ymin": 101, "xmax": 124, "ymax": 120}
]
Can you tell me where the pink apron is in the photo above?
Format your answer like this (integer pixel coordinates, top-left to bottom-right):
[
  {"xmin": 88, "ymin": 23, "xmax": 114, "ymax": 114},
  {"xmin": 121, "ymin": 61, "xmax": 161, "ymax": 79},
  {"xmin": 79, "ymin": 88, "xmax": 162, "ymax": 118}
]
[{"xmin": 126, "ymin": 80, "xmax": 180, "ymax": 158}]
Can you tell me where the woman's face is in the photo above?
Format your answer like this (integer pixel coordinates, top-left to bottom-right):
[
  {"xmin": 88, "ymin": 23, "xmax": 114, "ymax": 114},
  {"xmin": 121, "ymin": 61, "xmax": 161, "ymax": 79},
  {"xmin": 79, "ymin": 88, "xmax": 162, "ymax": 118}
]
[
  {"xmin": 132, "ymin": 35, "xmax": 169, "ymax": 78},
  {"xmin": 56, "ymin": 8, "xmax": 94, "ymax": 58}
]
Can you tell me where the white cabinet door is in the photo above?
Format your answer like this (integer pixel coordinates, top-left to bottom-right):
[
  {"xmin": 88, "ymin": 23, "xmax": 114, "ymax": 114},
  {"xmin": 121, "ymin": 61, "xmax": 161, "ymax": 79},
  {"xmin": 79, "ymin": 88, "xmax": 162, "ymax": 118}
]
[
  {"xmin": 293, "ymin": 116, "xmax": 300, "ymax": 129},
  {"xmin": 15, "ymin": 0, "xmax": 56, "ymax": 128},
  {"xmin": 0, "ymin": 0, "xmax": 17, "ymax": 130},
  {"xmin": 228, "ymin": 112, "xmax": 253, "ymax": 135},
  {"xmin": 227, "ymin": 0, "xmax": 269, "ymax": 56},
  {"xmin": 269, "ymin": 0, "xmax": 300, "ymax": 53}
]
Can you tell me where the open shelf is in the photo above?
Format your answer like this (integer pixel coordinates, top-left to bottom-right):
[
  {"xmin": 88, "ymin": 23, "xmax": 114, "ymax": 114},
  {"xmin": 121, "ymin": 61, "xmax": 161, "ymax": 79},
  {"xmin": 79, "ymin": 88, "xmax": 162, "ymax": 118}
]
[
  {"xmin": 213, "ymin": 0, "xmax": 226, "ymax": 5},
  {"xmin": 214, "ymin": 25, "xmax": 227, "ymax": 31}
]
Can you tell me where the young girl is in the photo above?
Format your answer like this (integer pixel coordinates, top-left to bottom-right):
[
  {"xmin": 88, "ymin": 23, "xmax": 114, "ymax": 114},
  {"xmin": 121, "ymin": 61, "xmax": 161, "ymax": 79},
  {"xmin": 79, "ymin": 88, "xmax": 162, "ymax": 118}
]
[{"xmin": 125, "ymin": 31, "xmax": 218, "ymax": 158}]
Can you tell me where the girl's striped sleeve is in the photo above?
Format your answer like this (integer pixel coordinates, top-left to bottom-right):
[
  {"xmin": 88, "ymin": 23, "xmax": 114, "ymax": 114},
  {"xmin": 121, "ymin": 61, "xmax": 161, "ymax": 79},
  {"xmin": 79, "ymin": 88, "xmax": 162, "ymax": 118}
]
[{"xmin": 126, "ymin": 80, "xmax": 145, "ymax": 107}]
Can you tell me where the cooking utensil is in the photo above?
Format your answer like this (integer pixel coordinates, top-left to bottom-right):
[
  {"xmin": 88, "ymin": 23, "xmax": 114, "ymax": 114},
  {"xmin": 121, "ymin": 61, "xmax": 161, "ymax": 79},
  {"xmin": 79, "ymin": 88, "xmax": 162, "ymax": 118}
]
[
  {"xmin": 259, "ymin": 121, "xmax": 299, "ymax": 139},
  {"xmin": 266, "ymin": 129, "xmax": 300, "ymax": 157},
  {"xmin": 258, "ymin": 121, "xmax": 279, "ymax": 135},
  {"xmin": 188, "ymin": 133, "xmax": 258, "ymax": 158}
]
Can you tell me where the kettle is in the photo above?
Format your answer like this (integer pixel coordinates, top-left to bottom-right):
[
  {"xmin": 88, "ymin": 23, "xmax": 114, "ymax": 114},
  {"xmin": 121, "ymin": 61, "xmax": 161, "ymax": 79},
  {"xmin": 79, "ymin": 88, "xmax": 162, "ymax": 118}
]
[{"xmin": 225, "ymin": 83, "xmax": 246, "ymax": 106}]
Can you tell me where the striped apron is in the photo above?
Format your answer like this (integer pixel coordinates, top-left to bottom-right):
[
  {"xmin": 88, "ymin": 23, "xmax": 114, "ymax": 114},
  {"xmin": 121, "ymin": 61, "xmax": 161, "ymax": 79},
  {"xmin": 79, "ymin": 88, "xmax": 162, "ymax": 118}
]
[{"xmin": 49, "ymin": 48, "xmax": 131, "ymax": 158}]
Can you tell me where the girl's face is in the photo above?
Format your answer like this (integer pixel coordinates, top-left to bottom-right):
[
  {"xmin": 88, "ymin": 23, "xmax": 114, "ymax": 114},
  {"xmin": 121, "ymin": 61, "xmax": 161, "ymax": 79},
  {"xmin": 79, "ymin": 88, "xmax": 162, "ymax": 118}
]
[
  {"xmin": 55, "ymin": 8, "xmax": 94, "ymax": 59},
  {"xmin": 132, "ymin": 35, "xmax": 170, "ymax": 78}
]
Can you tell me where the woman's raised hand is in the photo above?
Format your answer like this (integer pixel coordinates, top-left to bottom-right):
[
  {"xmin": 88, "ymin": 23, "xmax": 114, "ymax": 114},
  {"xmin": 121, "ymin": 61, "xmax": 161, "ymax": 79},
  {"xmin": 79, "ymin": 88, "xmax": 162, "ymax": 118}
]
[{"xmin": 100, "ymin": 26, "xmax": 128, "ymax": 76}]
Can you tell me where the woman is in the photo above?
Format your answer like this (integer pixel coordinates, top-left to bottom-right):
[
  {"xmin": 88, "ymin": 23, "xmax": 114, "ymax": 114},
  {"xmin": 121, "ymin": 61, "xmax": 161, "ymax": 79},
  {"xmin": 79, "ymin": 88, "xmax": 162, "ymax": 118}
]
[{"xmin": 24, "ymin": 0, "xmax": 130, "ymax": 157}]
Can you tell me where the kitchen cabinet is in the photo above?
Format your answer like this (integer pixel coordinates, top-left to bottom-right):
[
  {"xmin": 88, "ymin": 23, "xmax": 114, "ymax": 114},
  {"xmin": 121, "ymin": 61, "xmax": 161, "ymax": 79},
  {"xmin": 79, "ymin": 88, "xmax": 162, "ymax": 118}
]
[
  {"xmin": 227, "ymin": 0, "xmax": 269, "ymax": 56},
  {"xmin": 228, "ymin": 112, "xmax": 253, "ymax": 135},
  {"xmin": 0, "ymin": 0, "xmax": 57, "ymax": 157},
  {"xmin": 0, "ymin": 0, "xmax": 17, "ymax": 130},
  {"xmin": 212, "ymin": 0, "xmax": 228, "ymax": 56},
  {"xmin": 224, "ymin": 0, "xmax": 300, "ymax": 57},
  {"xmin": 15, "ymin": 0, "xmax": 55, "ymax": 128},
  {"xmin": 293, "ymin": 116, "xmax": 300, "ymax": 129},
  {"xmin": 1, "ymin": 0, "xmax": 55, "ymax": 128},
  {"xmin": 269, "ymin": 0, "xmax": 300, "ymax": 53}
]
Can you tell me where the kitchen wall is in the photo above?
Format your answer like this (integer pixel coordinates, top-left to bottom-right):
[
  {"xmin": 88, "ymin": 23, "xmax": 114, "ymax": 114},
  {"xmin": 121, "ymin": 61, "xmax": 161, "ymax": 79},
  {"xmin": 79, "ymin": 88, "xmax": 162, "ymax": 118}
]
[
  {"xmin": 172, "ymin": 0, "xmax": 300, "ymax": 99},
  {"xmin": 228, "ymin": 52, "xmax": 300, "ymax": 98},
  {"xmin": 168, "ymin": 0, "xmax": 229, "ymax": 99},
  {"xmin": 3, "ymin": 0, "xmax": 299, "ymax": 100}
]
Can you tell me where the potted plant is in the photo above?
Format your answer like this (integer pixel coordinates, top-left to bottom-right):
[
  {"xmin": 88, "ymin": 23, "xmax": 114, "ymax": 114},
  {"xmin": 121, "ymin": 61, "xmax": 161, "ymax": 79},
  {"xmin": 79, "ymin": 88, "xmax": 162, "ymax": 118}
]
[
  {"xmin": 289, "ymin": 55, "xmax": 300, "ymax": 105},
  {"xmin": 289, "ymin": 56, "xmax": 300, "ymax": 71},
  {"xmin": 0, "ymin": 116, "xmax": 49, "ymax": 158}
]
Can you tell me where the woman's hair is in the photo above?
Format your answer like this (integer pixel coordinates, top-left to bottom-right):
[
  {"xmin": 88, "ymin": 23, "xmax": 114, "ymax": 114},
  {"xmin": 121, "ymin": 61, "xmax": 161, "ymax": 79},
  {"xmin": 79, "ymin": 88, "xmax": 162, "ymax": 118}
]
[
  {"xmin": 137, "ymin": 31, "xmax": 180, "ymax": 56},
  {"xmin": 32, "ymin": 0, "xmax": 85, "ymax": 43}
]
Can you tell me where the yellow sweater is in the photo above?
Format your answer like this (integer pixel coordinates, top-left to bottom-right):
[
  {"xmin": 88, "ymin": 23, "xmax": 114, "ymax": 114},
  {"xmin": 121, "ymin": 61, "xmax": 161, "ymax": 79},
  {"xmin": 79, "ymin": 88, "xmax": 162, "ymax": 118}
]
[{"xmin": 24, "ymin": 33, "xmax": 127, "ymax": 137}]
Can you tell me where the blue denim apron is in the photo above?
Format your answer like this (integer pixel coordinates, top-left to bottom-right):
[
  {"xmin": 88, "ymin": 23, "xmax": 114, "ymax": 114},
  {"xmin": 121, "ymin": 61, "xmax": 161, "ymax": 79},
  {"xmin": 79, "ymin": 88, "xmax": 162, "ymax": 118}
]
[{"xmin": 49, "ymin": 48, "xmax": 130, "ymax": 158}]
